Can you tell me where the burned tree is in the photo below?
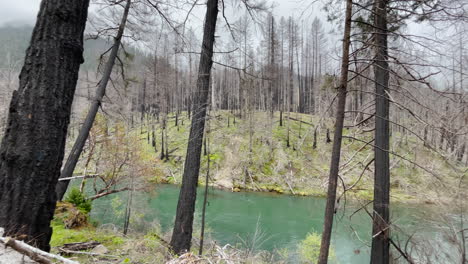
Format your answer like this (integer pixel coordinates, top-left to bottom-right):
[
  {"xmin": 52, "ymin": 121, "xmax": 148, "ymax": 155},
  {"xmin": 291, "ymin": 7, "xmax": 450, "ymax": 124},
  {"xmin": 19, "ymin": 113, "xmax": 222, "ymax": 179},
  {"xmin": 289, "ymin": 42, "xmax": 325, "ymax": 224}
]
[
  {"xmin": 169, "ymin": 0, "xmax": 219, "ymax": 255},
  {"xmin": 56, "ymin": 0, "xmax": 132, "ymax": 201},
  {"xmin": 0, "ymin": 0, "xmax": 89, "ymax": 251},
  {"xmin": 370, "ymin": 0, "xmax": 390, "ymax": 262},
  {"xmin": 317, "ymin": 0, "xmax": 353, "ymax": 263}
]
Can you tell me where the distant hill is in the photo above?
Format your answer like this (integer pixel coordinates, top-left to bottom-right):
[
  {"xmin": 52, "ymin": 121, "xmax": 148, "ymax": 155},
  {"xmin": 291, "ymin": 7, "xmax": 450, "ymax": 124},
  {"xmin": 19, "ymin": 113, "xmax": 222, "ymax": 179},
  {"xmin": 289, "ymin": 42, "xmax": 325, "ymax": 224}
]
[
  {"xmin": 0, "ymin": 25, "xmax": 31, "ymax": 69},
  {"xmin": 0, "ymin": 25, "xmax": 114, "ymax": 70}
]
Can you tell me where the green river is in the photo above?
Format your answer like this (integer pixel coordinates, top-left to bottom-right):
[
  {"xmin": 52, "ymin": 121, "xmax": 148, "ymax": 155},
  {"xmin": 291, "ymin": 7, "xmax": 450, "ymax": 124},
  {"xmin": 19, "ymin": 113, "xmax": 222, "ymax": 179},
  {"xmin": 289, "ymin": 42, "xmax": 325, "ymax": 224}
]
[{"xmin": 88, "ymin": 184, "xmax": 459, "ymax": 263}]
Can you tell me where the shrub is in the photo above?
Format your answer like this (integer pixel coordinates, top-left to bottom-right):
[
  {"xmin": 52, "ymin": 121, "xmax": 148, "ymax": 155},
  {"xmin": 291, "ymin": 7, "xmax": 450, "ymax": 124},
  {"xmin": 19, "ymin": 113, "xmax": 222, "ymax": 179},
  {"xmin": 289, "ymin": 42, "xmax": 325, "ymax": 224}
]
[
  {"xmin": 65, "ymin": 187, "xmax": 92, "ymax": 214},
  {"xmin": 299, "ymin": 232, "xmax": 336, "ymax": 263}
]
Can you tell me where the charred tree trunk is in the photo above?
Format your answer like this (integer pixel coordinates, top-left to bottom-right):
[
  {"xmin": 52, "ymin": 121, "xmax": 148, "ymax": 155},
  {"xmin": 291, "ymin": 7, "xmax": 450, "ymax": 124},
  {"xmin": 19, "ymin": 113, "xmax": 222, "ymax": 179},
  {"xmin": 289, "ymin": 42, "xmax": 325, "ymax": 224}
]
[
  {"xmin": 160, "ymin": 120, "xmax": 166, "ymax": 160},
  {"xmin": 151, "ymin": 123, "xmax": 156, "ymax": 149},
  {"xmin": 279, "ymin": 111, "xmax": 283, "ymax": 126},
  {"xmin": 0, "ymin": 0, "xmax": 89, "ymax": 251},
  {"xmin": 169, "ymin": 0, "xmax": 218, "ymax": 255},
  {"xmin": 317, "ymin": 0, "xmax": 352, "ymax": 262},
  {"xmin": 55, "ymin": 0, "xmax": 131, "ymax": 201},
  {"xmin": 370, "ymin": 0, "xmax": 390, "ymax": 263},
  {"xmin": 199, "ymin": 130, "xmax": 210, "ymax": 255},
  {"xmin": 313, "ymin": 128, "xmax": 318, "ymax": 149}
]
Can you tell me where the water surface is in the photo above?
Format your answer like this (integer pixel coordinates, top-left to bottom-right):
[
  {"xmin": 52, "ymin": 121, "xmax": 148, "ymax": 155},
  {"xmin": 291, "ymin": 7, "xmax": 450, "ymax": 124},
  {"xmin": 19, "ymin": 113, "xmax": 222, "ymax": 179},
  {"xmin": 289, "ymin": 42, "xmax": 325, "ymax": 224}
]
[{"xmin": 87, "ymin": 184, "xmax": 454, "ymax": 263}]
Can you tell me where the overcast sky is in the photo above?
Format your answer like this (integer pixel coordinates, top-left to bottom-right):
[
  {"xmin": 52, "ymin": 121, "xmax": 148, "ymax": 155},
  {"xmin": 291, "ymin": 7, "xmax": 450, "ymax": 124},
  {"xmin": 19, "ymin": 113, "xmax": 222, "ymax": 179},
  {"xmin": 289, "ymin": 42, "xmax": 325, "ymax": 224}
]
[
  {"xmin": 0, "ymin": 0, "xmax": 456, "ymax": 87},
  {"xmin": 0, "ymin": 0, "xmax": 40, "ymax": 25},
  {"xmin": 0, "ymin": 0, "xmax": 329, "ymax": 28}
]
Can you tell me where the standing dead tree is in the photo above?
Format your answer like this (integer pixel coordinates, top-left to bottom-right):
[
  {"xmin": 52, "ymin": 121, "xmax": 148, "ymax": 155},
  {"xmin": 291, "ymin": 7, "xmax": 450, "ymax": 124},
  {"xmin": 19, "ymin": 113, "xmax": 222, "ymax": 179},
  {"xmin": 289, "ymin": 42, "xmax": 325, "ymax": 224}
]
[
  {"xmin": 0, "ymin": 0, "xmax": 90, "ymax": 251},
  {"xmin": 317, "ymin": 0, "xmax": 353, "ymax": 263},
  {"xmin": 370, "ymin": 0, "xmax": 391, "ymax": 262},
  {"xmin": 56, "ymin": 0, "xmax": 132, "ymax": 201},
  {"xmin": 170, "ymin": 0, "xmax": 219, "ymax": 255}
]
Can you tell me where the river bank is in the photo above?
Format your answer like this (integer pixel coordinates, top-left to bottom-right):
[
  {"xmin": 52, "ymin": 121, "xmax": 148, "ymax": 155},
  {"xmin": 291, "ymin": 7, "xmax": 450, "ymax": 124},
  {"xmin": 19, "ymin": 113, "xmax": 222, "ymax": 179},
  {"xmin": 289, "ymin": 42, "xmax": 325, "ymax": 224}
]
[
  {"xmin": 67, "ymin": 111, "xmax": 466, "ymax": 207},
  {"xmin": 125, "ymin": 111, "xmax": 464, "ymax": 206},
  {"xmin": 53, "ymin": 183, "xmax": 463, "ymax": 264}
]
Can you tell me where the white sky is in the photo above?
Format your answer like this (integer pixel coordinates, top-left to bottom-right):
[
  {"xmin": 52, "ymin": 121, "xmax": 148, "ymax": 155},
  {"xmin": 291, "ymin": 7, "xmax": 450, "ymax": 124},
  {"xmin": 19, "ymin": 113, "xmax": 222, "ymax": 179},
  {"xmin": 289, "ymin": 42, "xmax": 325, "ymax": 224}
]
[
  {"xmin": 1, "ymin": 0, "xmax": 452, "ymax": 84},
  {"xmin": 0, "ymin": 0, "xmax": 326, "ymax": 26},
  {"xmin": 0, "ymin": 0, "xmax": 40, "ymax": 26}
]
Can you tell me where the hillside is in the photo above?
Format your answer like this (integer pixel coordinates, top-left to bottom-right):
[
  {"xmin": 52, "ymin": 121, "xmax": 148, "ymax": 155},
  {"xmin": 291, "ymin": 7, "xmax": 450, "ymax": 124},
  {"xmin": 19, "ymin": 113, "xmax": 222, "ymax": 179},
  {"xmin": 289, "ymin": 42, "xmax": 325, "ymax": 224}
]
[
  {"xmin": 71, "ymin": 110, "xmax": 467, "ymax": 206},
  {"xmin": 0, "ymin": 25, "xmax": 113, "ymax": 70}
]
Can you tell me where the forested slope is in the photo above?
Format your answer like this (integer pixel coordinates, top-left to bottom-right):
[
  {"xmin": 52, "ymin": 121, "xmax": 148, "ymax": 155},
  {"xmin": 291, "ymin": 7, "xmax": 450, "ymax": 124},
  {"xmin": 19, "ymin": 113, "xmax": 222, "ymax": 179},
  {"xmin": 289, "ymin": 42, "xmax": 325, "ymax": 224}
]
[{"xmin": 70, "ymin": 110, "xmax": 466, "ymax": 205}]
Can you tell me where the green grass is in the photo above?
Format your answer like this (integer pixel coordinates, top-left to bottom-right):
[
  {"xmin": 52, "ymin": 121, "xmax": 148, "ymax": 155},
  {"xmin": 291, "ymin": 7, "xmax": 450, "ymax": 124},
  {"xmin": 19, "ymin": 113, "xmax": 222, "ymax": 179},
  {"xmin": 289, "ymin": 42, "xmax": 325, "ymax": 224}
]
[{"xmin": 50, "ymin": 219, "xmax": 124, "ymax": 248}]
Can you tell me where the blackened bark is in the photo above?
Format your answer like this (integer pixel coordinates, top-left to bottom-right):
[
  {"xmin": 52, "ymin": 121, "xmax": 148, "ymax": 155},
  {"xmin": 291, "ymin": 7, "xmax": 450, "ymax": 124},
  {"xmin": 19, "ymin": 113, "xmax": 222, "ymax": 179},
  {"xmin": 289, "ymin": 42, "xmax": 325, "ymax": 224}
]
[
  {"xmin": 317, "ymin": 0, "xmax": 352, "ymax": 263},
  {"xmin": 169, "ymin": 0, "xmax": 218, "ymax": 254},
  {"xmin": 141, "ymin": 79, "xmax": 147, "ymax": 123},
  {"xmin": 199, "ymin": 133, "xmax": 210, "ymax": 255},
  {"xmin": 370, "ymin": 0, "xmax": 390, "ymax": 263},
  {"xmin": 280, "ymin": 111, "xmax": 283, "ymax": 126},
  {"xmin": 0, "ymin": 0, "xmax": 89, "ymax": 251},
  {"xmin": 152, "ymin": 123, "xmax": 156, "ymax": 148},
  {"xmin": 313, "ymin": 128, "xmax": 318, "ymax": 149},
  {"xmin": 160, "ymin": 122, "xmax": 166, "ymax": 160},
  {"xmin": 55, "ymin": 0, "xmax": 132, "ymax": 201}
]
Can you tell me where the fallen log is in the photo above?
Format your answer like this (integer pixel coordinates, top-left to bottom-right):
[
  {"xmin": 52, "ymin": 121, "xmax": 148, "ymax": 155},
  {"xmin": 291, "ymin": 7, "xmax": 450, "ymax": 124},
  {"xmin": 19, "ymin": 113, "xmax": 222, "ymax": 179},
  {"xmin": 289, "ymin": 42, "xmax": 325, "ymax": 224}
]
[
  {"xmin": 288, "ymin": 117, "xmax": 313, "ymax": 126},
  {"xmin": 62, "ymin": 241, "xmax": 100, "ymax": 251},
  {"xmin": 58, "ymin": 248, "xmax": 118, "ymax": 258},
  {"xmin": 0, "ymin": 228, "xmax": 79, "ymax": 264}
]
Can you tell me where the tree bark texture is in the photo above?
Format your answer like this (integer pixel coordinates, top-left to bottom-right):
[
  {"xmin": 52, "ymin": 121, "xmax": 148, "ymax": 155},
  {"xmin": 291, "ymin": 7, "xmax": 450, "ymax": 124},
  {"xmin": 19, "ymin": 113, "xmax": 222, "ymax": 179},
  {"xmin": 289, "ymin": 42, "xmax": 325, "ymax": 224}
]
[
  {"xmin": 55, "ymin": 0, "xmax": 132, "ymax": 201},
  {"xmin": 169, "ymin": 0, "xmax": 219, "ymax": 255},
  {"xmin": 317, "ymin": 0, "xmax": 353, "ymax": 263},
  {"xmin": 370, "ymin": 0, "xmax": 390, "ymax": 263},
  {"xmin": 0, "ymin": 0, "xmax": 89, "ymax": 251}
]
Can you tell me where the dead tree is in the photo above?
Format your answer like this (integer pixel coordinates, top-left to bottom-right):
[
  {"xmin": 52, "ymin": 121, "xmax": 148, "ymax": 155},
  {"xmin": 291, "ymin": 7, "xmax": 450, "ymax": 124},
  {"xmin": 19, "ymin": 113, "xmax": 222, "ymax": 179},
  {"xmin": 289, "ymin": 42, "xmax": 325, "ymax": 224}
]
[
  {"xmin": 0, "ymin": 0, "xmax": 89, "ymax": 251},
  {"xmin": 317, "ymin": 0, "xmax": 353, "ymax": 263},
  {"xmin": 56, "ymin": 0, "xmax": 132, "ymax": 201},
  {"xmin": 169, "ymin": 0, "xmax": 219, "ymax": 255},
  {"xmin": 370, "ymin": 0, "xmax": 391, "ymax": 262}
]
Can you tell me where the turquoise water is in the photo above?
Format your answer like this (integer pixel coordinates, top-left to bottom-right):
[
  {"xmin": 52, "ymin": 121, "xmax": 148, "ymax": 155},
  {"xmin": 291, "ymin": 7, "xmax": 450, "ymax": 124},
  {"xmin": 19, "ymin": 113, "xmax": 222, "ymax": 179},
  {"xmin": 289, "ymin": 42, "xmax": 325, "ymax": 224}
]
[{"xmin": 87, "ymin": 184, "xmax": 455, "ymax": 263}]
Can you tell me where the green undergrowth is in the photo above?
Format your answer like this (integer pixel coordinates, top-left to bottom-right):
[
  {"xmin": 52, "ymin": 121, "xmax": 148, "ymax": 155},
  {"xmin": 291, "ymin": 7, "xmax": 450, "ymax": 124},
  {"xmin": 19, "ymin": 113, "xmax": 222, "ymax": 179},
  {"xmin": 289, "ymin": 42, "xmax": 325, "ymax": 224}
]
[
  {"xmin": 50, "ymin": 219, "xmax": 124, "ymax": 249},
  {"xmin": 50, "ymin": 207, "xmax": 290, "ymax": 263},
  {"xmin": 51, "ymin": 201, "xmax": 124, "ymax": 249},
  {"xmin": 50, "ymin": 213, "xmax": 316, "ymax": 264}
]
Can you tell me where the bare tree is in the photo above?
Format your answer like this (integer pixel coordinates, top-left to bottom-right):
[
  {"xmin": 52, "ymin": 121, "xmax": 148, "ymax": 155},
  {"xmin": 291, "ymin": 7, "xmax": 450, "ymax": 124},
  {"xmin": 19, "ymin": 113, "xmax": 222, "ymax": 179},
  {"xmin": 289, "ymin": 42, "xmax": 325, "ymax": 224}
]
[
  {"xmin": 56, "ymin": 0, "xmax": 132, "ymax": 201},
  {"xmin": 0, "ymin": 0, "xmax": 89, "ymax": 251},
  {"xmin": 370, "ymin": 0, "xmax": 391, "ymax": 262},
  {"xmin": 170, "ymin": 0, "xmax": 219, "ymax": 254},
  {"xmin": 317, "ymin": 0, "xmax": 353, "ymax": 263}
]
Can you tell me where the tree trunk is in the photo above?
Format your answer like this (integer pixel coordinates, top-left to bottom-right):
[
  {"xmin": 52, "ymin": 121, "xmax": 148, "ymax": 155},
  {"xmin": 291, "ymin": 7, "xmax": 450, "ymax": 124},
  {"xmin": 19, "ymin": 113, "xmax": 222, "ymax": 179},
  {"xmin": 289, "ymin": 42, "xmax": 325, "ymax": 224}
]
[
  {"xmin": 317, "ymin": 0, "xmax": 352, "ymax": 263},
  {"xmin": 326, "ymin": 128, "xmax": 332, "ymax": 143},
  {"xmin": 0, "ymin": 0, "xmax": 89, "ymax": 251},
  {"xmin": 169, "ymin": 0, "xmax": 218, "ymax": 255},
  {"xmin": 313, "ymin": 128, "xmax": 318, "ymax": 149},
  {"xmin": 55, "ymin": 0, "xmax": 132, "ymax": 201},
  {"xmin": 370, "ymin": 0, "xmax": 390, "ymax": 263},
  {"xmin": 160, "ymin": 119, "xmax": 166, "ymax": 160},
  {"xmin": 199, "ymin": 131, "xmax": 210, "ymax": 255}
]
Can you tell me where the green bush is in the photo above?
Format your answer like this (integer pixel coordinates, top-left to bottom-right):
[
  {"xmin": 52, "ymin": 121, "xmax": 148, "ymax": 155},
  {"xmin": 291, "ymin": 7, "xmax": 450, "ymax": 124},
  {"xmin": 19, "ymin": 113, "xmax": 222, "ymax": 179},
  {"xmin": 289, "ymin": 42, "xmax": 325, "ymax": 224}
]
[
  {"xmin": 299, "ymin": 232, "xmax": 336, "ymax": 263},
  {"xmin": 65, "ymin": 187, "xmax": 92, "ymax": 214}
]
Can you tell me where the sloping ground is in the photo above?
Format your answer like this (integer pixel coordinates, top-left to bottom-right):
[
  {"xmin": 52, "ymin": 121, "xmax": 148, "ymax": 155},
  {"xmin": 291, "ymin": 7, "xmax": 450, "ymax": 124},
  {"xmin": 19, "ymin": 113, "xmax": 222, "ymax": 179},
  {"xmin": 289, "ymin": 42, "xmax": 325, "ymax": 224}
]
[{"xmin": 73, "ymin": 110, "xmax": 467, "ymax": 205}]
